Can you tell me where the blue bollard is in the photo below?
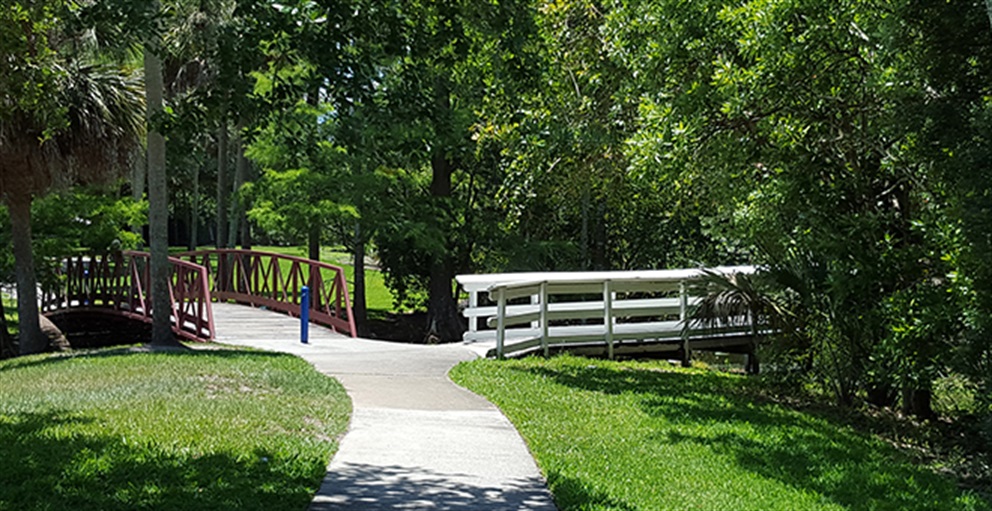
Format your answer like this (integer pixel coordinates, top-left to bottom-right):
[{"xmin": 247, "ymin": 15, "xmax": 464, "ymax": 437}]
[{"xmin": 300, "ymin": 286, "xmax": 310, "ymax": 344}]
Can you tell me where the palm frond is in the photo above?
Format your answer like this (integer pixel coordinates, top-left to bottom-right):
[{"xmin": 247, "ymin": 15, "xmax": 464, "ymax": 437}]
[
  {"xmin": 682, "ymin": 268, "xmax": 793, "ymax": 339},
  {"xmin": 0, "ymin": 61, "xmax": 144, "ymax": 199}
]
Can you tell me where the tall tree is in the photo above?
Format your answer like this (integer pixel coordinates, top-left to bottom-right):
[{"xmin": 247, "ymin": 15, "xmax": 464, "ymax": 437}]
[
  {"xmin": 145, "ymin": 0, "xmax": 180, "ymax": 347},
  {"xmin": 367, "ymin": 0, "xmax": 540, "ymax": 342},
  {"xmin": 0, "ymin": 1, "xmax": 144, "ymax": 354}
]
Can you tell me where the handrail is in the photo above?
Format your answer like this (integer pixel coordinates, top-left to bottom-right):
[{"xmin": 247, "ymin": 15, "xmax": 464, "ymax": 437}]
[
  {"xmin": 176, "ymin": 249, "xmax": 357, "ymax": 337},
  {"xmin": 456, "ymin": 267, "xmax": 757, "ymax": 360},
  {"xmin": 41, "ymin": 251, "xmax": 215, "ymax": 341}
]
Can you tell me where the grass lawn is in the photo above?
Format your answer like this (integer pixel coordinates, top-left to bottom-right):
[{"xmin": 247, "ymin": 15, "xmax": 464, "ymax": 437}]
[
  {"xmin": 0, "ymin": 347, "xmax": 350, "ymax": 511},
  {"xmin": 451, "ymin": 356, "xmax": 990, "ymax": 511},
  {"xmin": 2, "ymin": 294, "xmax": 15, "ymax": 335}
]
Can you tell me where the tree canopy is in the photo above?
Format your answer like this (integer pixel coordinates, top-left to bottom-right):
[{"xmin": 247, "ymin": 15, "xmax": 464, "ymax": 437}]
[{"xmin": 3, "ymin": 0, "xmax": 992, "ymax": 451}]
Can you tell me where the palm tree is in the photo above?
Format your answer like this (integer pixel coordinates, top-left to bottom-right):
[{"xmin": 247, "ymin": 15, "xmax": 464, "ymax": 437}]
[
  {"xmin": 683, "ymin": 269, "xmax": 794, "ymax": 374},
  {"xmin": 0, "ymin": 61, "xmax": 144, "ymax": 354}
]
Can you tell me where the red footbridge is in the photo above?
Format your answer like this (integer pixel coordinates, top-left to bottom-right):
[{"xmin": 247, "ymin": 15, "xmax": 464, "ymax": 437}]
[{"xmin": 41, "ymin": 249, "xmax": 357, "ymax": 342}]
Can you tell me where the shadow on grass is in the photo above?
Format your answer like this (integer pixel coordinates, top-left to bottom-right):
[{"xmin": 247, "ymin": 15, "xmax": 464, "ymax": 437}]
[
  {"xmin": 0, "ymin": 344, "xmax": 287, "ymax": 373},
  {"xmin": 545, "ymin": 471, "xmax": 637, "ymax": 511},
  {"xmin": 309, "ymin": 462, "xmax": 553, "ymax": 510},
  {"xmin": 0, "ymin": 410, "xmax": 321, "ymax": 511},
  {"xmin": 518, "ymin": 364, "xmax": 989, "ymax": 511}
]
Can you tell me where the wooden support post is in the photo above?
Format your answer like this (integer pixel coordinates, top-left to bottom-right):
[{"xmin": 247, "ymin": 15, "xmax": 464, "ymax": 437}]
[
  {"xmin": 745, "ymin": 349, "xmax": 760, "ymax": 375},
  {"xmin": 680, "ymin": 281, "xmax": 691, "ymax": 368},
  {"xmin": 540, "ymin": 281, "xmax": 549, "ymax": 357},
  {"xmin": 496, "ymin": 286, "xmax": 506, "ymax": 359},
  {"xmin": 746, "ymin": 309, "xmax": 760, "ymax": 375},
  {"xmin": 604, "ymin": 280, "xmax": 614, "ymax": 360}
]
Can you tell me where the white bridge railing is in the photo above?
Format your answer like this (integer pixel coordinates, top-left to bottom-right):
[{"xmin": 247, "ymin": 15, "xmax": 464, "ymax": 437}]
[{"xmin": 456, "ymin": 267, "xmax": 756, "ymax": 359}]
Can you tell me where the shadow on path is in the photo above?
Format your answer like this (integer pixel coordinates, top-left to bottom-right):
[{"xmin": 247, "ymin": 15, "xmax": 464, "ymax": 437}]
[{"xmin": 311, "ymin": 463, "xmax": 554, "ymax": 511}]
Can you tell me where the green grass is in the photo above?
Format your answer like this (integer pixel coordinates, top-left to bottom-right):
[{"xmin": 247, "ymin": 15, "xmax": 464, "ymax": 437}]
[
  {"xmin": 2, "ymin": 294, "xmax": 16, "ymax": 335},
  {"xmin": 0, "ymin": 347, "xmax": 351, "ymax": 511},
  {"xmin": 451, "ymin": 355, "xmax": 990, "ymax": 511}
]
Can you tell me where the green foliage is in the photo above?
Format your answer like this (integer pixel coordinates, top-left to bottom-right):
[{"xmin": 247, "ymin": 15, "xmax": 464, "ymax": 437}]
[
  {"xmin": 452, "ymin": 356, "xmax": 989, "ymax": 511},
  {"xmin": 0, "ymin": 347, "xmax": 350, "ymax": 511},
  {"xmin": 245, "ymin": 98, "xmax": 357, "ymax": 244},
  {"xmin": 1, "ymin": 1, "xmax": 67, "ymax": 141},
  {"xmin": 0, "ymin": 190, "xmax": 144, "ymax": 289},
  {"xmin": 1, "ymin": 295, "xmax": 16, "ymax": 336}
]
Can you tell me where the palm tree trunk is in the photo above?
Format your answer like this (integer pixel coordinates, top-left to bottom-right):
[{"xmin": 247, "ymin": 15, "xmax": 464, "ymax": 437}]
[
  {"xmin": 8, "ymin": 195, "xmax": 45, "ymax": 354},
  {"xmin": 131, "ymin": 149, "xmax": 147, "ymax": 238},
  {"xmin": 146, "ymin": 9, "xmax": 180, "ymax": 348}
]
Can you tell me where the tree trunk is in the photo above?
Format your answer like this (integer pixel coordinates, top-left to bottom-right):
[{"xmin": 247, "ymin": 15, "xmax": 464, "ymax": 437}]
[
  {"xmin": 216, "ymin": 121, "xmax": 230, "ymax": 249},
  {"xmin": 902, "ymin": 386, "xmax": 935, "ymax": 419},
  {"xmin": 985, "ymin": 0, "xmax": 992, "ymax": 32},
  {"xmin": 867, "ymin": 383, "xmax": 897, "ymax": 407},
  {"xmin": 581, "ymin": 187, "xmax": 590, "ymax": 270},
  {"xmin": 242, "ymin": 160, "xmax": 256, "ymax": 250},
  {"xmin": 353, "ymin": 221, "xmax": 367, "ymax": 334},
  {"xmin": 241, "ymin": 213, "xmax": 252, "ymax": 249},
  {"xmin": 8, "ymin": 196, "xmax": 45, "ymax": 354},
  {"xmin": 240, "ymin": 164, "xmax": 253, "ymax": 250},
  {"xmin": 308, "ymin": 221, "xmax": 320, "ymax": 261},
  {"xmin": 593, "ymin": 198, "xmax": 608, "ymax": 270},
  {"xmin": 145, "ymin": 16, "xmax": 181, "ymax": 348},
  {"xmin": 424, "ymin": 79, "xmax": 464, "ymax": 343},
  {"xmin": 188, "ymin": 163, "xmax": 200, "ymax": 251},
  {"xmin": 228, "ymin": 119, "xmax": 247, "ymax": 248},
  {"xmin": 131, "ymin": 149, "xmax": 147, "ymax": 239},
  {"xmin": 426, "ymin": 258, "xmax": 461, "ymax": 343}
]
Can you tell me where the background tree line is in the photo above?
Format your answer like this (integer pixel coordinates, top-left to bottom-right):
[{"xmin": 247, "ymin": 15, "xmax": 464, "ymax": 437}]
[{"xmin": 2, "ymin": 0, "xmax": 991, "ymax": 447}]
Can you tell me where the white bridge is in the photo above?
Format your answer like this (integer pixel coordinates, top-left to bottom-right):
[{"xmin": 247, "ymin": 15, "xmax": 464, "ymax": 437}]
[{"xmin": 456, "ymin": 267, "xmax": 760, "ymax": 369}]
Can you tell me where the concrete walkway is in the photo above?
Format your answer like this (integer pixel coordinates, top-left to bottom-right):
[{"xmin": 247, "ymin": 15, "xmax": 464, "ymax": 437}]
[{"xmin": 211, "ymin": 303, "xmax": 557, "ymax": 511}]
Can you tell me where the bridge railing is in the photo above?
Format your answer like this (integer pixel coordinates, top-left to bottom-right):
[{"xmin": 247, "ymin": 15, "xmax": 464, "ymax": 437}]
[
  {"xmin": 456, "ymin": 267, "xmax": 756, "ymax": 359},
  {"xmin": 41, "ymin": 251, "xmax": 215, "ymax": 341},
  {"xmin": 177, "ymin": 249, "xmax": 357, "ymax": 337}
]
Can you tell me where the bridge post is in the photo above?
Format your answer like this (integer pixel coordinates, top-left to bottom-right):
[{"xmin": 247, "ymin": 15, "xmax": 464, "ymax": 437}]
[
  {"xmin": 539, "ymin": 281, "xmax": 549, "ymax": 358},
  {"xmin": 300, "ymin": 285, "xmax": 310, "ymax": 344},
  {"xmin": 680, "ymin": 281, "xmax": 691, "ymax": 368},
  {"xmin": 603, "ymin": 280, "xmax": 614, "ymax": 360},
  {"xmin": 495, "ymin": 287, "xmax": 506, "ymax": 359}
]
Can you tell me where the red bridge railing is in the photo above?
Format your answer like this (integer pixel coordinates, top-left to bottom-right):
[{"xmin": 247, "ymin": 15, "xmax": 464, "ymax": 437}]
[
  {"xmin": 177, "ymin": 249, "xmax": 357, "ymax": 337},
  {"xmin": 41, "ymin": 251, "xmax": 215, "ymax": 342}
]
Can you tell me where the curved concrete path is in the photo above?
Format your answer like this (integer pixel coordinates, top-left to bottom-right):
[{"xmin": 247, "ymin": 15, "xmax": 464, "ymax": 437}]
[{"xmin": 211, "ymin": 303, "xmax": 557, "ymax": 511}]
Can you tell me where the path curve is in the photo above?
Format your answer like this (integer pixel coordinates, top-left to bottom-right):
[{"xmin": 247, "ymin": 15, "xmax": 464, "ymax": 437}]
[{"xmin": 211, "ymin": 303, "xmax": 557, "ymax": 511}]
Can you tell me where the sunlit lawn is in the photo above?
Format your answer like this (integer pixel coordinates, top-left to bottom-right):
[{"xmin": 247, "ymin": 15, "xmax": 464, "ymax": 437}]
[
  {"xmin": 2, "ymin": 294, "xmax": 16, "ymax": 335},
  {"xmin": 0, "ymin": 347, "xmax": 350, "ymax": 511},
  {"xmin": 451, "ymin": 355, "xmax": 990, "ymax": 511}
]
